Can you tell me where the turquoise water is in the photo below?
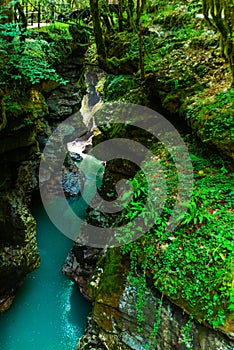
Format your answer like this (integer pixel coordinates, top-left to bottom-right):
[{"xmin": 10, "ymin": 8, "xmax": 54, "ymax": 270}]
[{"xmin": 0, "ymin": 200, "xmax": 91, "ymax": 350}]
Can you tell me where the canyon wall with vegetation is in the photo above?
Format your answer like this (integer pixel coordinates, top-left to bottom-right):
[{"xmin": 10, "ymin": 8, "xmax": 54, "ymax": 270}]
[
  {"xmin": 0, "ymin": 1, "xmax": 233, "ymax": 349},
  {"xmin": 73, "ymin": 2, "xmax": 233, "ymax": 347},
  {"xmin": 0, "ymin": 21, "xmax": 88, "ymax": 310}
]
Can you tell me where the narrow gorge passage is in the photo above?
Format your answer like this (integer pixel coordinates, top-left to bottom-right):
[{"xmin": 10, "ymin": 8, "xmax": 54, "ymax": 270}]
[
  {"xmin": 0, "ymin": 67, "xmax": 105, "ymax": 350},
  {"xmin": 0, "ymin": 199, "xmax": 91, "ymax": 350}
]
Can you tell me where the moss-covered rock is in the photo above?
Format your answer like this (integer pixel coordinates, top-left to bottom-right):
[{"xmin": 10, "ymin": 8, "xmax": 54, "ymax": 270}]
[
  {"xmin": 78, "ymin": 248, "xmax": 234, "ymax": 350},
  {"xmin": 184, "ymin": 88, "xmax": 234, "ymax": 160}
]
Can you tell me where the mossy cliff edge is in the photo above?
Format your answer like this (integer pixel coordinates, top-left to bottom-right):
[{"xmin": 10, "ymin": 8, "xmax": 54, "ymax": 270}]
[
  {"xmin": 75, "ymin": 101, "xmax": 233, "ymax": 349},
  {"xmin": 74, "ymin": 13, "xmax": 233, "ymax": 348},
  {"xmin": 75, "ymin": 119, "xmax": 233, "ymax": 349}
]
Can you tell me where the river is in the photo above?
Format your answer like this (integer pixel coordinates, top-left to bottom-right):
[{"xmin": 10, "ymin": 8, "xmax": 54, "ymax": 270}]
[
  {"xmin": 0, "ymin": 68, "xmax": 103, "ymax": 350},
  {"xmin": 0, "ymin": 198, "xmax": 91, "ymax": 350}
]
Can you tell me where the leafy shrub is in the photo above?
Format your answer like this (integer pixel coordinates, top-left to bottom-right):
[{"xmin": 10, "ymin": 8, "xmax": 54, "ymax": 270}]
[{"xmin": 0, "ymin": 10, "xmax": 69, "ymax": 87}]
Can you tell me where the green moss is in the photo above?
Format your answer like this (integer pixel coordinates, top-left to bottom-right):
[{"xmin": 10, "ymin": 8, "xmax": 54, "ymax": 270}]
[
  {"xmin": 97, "ymin": 248, "xmax": 129, "ymax": 297},
  {"xmin": 88, "ymin": 248, "xmax": 130, "ymax": 334},
  {"xmin": 3, "ymin": 89, "xmax": 47, "ymax": 130},
  {"xmin": 186, "ymin": 89, "xmax": 234, "ymax": 159}
]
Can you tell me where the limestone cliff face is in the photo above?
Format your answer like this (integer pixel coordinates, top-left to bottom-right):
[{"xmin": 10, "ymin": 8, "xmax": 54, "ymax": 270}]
[{"xmin": 0, "ymin": 89, "xmax": 47, "ymax": 311}]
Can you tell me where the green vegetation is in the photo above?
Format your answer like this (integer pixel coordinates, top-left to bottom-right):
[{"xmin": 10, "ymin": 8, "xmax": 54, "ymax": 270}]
[
  {"xmin": 179, "ymin": 317, "xmax": 194, "ymax": 349},
  {"xmin": 92, "ymin": 29, "xmax": 233, "ymax": 333},
  {"xmin": 202, "ymin": 0, "xmax": 234, "ymax": 86},
  {"xmin": 0, "ymin": 18, "xmax": 71, "ymax": 88},
  {"xmin": 119, "ymin": 140, "xmax": 233, "ymax": 331},
  {"xmin": 97, "ymin": 1, "xmax": 233, "ymax": 156},
  {"xmin": 0, "ymin": 0, "xmax": 233, "ymax": 347},
  {"xmin": 70, "ymin": 0, "xmax": 234, "ymax": 338},
  {"xmin": 186, "ymin": 88, "xmax": 234, "ymax": 156},
  {"xmin": 0, "ymin": 2, "xmax": 89, "ymax": 125}
]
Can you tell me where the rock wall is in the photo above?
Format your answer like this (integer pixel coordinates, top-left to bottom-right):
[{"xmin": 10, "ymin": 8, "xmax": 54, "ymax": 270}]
[
  {"xmin": 76, "ymin": 247, "xmax": 234, "ymax": 350},
  {"xmin": 0, "ymin": 42, "xmax": 86, "ymax": 311},
  {"xmin": 0, "ymin": 89, "xmax": 46, "ymax": 311}
]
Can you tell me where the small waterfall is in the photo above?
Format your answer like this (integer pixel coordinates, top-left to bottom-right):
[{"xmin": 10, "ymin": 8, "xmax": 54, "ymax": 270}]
[{"xmin": 66, "ymin": 67, "xmax": 106, "ymax": 196}]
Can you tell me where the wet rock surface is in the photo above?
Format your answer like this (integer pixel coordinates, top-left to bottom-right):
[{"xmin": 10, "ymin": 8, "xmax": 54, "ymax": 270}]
[
  {"xmin": 46, "ymin": 84, "xmax": 82, "ymax": 121},
  {"xmin": 62, "ymin": 168, "xmax": 81, "ymax": 196},
  {"xmin": 0, "ymin": 90, "xmax": 44, "ymax": 310},
  {"xmin": 63, "ymin": 244, "xmax": 103, "ymax": 302},
  {"xmin": 0, "ymin": 163, "xmax": 41, "ymax": 311},
  {"xmin": 46, "ymin": 55, "xmax": 84, "ymax": 122}
]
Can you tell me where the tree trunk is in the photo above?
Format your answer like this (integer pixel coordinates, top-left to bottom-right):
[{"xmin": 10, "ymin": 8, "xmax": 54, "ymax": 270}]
[
  {"xmin": 136, "ymin": 0, "xmax": 140, "ymax": 27},
  {"xmin": 89, "ymin": 0, "xmax": 107, "ymax": 66},
  {"xmin": 138, "ymin": 22, "xmax": 145, "ymax": 80},
  {"xmin": 202, "ymin": 0, "xmax": 234, "ymax": 87},
  {"xmin": 126, "ymin": 0, "xmax": 134, "ymax": 30},
  {"xmin": 118, "ymin": 0, "xmax": 123, "ymax": 31},
  {"xmin": 14, "ymin": 1, "xmax": 27, "ymax": 47}
]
